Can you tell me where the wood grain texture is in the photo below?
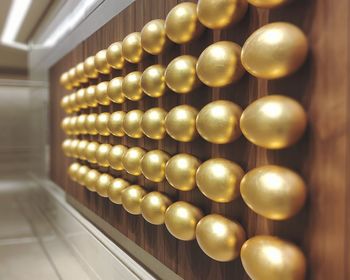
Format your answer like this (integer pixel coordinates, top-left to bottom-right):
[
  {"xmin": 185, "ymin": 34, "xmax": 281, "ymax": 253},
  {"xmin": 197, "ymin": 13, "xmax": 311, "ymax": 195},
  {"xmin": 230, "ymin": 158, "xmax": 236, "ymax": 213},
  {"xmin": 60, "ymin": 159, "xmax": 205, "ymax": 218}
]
[{"xmin": 49, "ymin": 0, "xmax": 350, "ymax": 279}]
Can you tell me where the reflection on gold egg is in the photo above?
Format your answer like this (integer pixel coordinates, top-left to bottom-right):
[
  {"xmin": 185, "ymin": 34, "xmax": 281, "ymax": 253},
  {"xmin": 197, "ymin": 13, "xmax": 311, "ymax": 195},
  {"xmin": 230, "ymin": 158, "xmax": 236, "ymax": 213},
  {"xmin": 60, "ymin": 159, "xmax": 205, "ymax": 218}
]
[
  {"xmin": 165, "ymin": 2, "xmax": 204, "ymax": 44},
  {"xmin": 141, "ymin": 107, "xmax": 167, "ymax": 140},
  {"xmin": 76, "ymin": 139, "xmax": 89, "ymax": 160},
  {"xmin": 84, "ymin": 56, "xmax": 99, "ymax": 79},
  {"xmin": 69, "ymin": 93, "xmax": 78, "ymax": 113},
  {"xmin": 240, "ymin": 95, "xmax": 307, "ymax": 149},
  {"xmin": 123, "ymin": 110, "xmax": 143, "ymax": 138},
  {"xmin": 196, "ymin": 158, "xmax": 244, "ymax": 203},
  {"xmin": 95, "ymin": 143, "xmax": 112, "ymax": 167},
  {"xmin": 107, "ymin": 111, "xmax": 125, "ymax": 137},
  {"xmin": 76, "ymin": 165, "xmax": 90, "ymax": 185},
  {"xmin": 96, "ymin": 113, "xmax": 111, "ymax": 136},
  {"xmin": 94, "ymin": 49, "xmax": 111, "ymax": 74},
  {"xmin": 68, "ymin": 67, "xmax": 80, "ymax": 88},
  {"xmin": 122, "ymin": 32, "xmax": 144, "ymax": 63},
  {"xmin": 141, "ymin": 150, "xmax": 170, "ymax": 182},
  {"xmin": 141, "ymin": 192, "xmax": 172, "ymax": 225},
  {"xmin": 76, "ymin": 88, "xmax": 88, "ymax": 109},
  {"xmin": 141, "ymin": 64, "xmax": 166, "ymax": 98},
  {"xmin": 62, "ymin": 139, "xmax": 72, "ymax": 157},
  {"xmin": 85, "ymin": 114, "xmax": 98, "ymax": 135},
  {"xmin": 241, "ymin": 22, "xmax": 308, "ymax": 79},
  {"xmin": 108, "ymin": 178, "xmax": 130, "ymax": 204},
  {"xmin": 122, "ymin": 71, "xmax": 143, "ymax": 101},
  {"xmin": 84, "ymin": 169, "xmax": 100, "ymax": 192},
  {"xmin": 165, "ymin": 105, "xmax": 198, "ymax": 142},
  {"xmin": 121, "ymin": 147, "xmax": 145, "ymax": 176},
  {"xmin": 107, "ymin": 77, "xmax": 125, "ymax": 104},
  {"xmin": 241, "ymin": 235, "xmax": 306, "ymax": 280},
  {"xmin": 108, "ymin": 145, "xmax": 128, "ymax": 171},
  {"xmin": 70, "ymin": 139, "xmax": 80, "ymax": 158},
  {"xmin": 96, "ymin": 173, "xmax": 114, "ymax": 197},
  {"xmin": 68, "ymin": 162, "xmax": 81, "ymax": 181},
  {"xmin": 85, "ymin": 141, "xmax": 99, "ymax": 163},
  {"xmin": 76, "ymin": 62, "xmax": 88, "ymax": 84},
  {"xmin": 247, "ymin": 0, "xmax": 291, "ymax": 9},
  {"xmin": 76, "ymin": 114, "xmax": 88, "ymax": 134},
  {"xmin": 61, "ymin": 117, "xmax": 71, "ymax": 134},
  {"xmin": 60, "ymin": 96, "xmax": 72, "ymax": 114},
  {"xmin": 196, "ymin": 214, "xmax": 246, "ymax": 261},
  {"xmin": 141, "ymin": 19, "xmax": 169, "ymax": 55},
  {"xmin": 165, "ymin": 201, "xmax": 203, "ymax": 241},
  {"xmin": 106, "ymin": 41, "xmax": 125, "ymax": 69},
  {"xmin": 121, "ymin": 185, "xmax": 147, "ymax": 215},
  {"xmin": 69, "ymin": 116, "xmax": 78, "ymax": 135},
  {"xmin": 85, "ymin": 85, "xmax": 98, "ymax": 107},
  {"xmin": 96, "ymin": 81, "xmax": 111, "ymax": 105},
  {"xmin": 60, "ymin": 72, "xmax": 72, "ymax": 90}
]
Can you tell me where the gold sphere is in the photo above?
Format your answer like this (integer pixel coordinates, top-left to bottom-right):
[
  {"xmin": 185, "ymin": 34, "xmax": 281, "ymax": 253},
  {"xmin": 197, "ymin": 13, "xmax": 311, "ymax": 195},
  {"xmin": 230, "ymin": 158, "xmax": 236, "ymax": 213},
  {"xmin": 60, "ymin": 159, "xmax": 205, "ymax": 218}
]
[
  {"xmin": 68, "ymin": 67, "xmax": 79, "ymax": 88},
  {"xmin": 76, "ymin": 139, "xmax": 89, "ymax": 160},
  {"xmin": 241, "ymin": 22, "xmax": 308, "ymax": 79},
  {"xmin": 165, "ymin": 55, "xmax": 200, "ymax": 94},
  {"xmin": 70, "ymin": 116, "xmax": 79, "ymax": 135},
  {"xmin": 122, "ymin": 32, "xmax": 144, "ymax": 63},
  {"xmin": 85, "ymin": 141, "xmax": 99, "ymax": 163},
  {"xmin": 85, "ymin": 114, "xmax": 98, "ymax": 135},
  {"xmin": 196, "ymin": 41, "xmax": 245, "ymax": 87},
  {"xmin": 96, "ymin": 81, "xmax": 111, "ymax": 105},
  {"xmin": 122, "ymin": 147, "xmax": 145, "ymax": 176},
  {"xmin": 106, "ymin": 41, "xmax": 125, "ymax": 69},
  {"xmin": 68, "ymin": 162, "xmax": 81, "ymax": 181},
  {"xmin": 196, "ymin": 214, "xmax": 246, "ymax": 262},
  {"xmin": 76, "ymin": 62, "xmax": 88, "ymax": 84},
  {"xmin": 165, "ymin": 153, "xmax": 200, "ymax": 191},
  {"xmin": 70, "ymin": 139, "xmax": 80, "ymax": 158},
  {"xmin": 94, "ymin": 49, "xmax": 111, "ymax": 74},
  {"xmin": 84, "ymin": 169, "xmax": 100, "ymax": 192},
  {"xmin": 76, "ymin": 114, "xmax": 88, "ymax": 134},
  {"xmin": 108, "ymin": 145, "xmax": 128, "ymax": 171},
  {"xmin": 85, "ymin": 85, "xmax": 98, "ymax": 107},
  {"xmin": 60, "ymin": 96, "xmax": 72, "ymax": 114},
  {"xmin": 197, "ymin": 0, "xmax": 248, "ymax": 29},
  {"xmin": 141, "ymin": 192, "xmax": 172, "ymax": 225},
  {"xmin": 122, "ymin": 71, "xmax": 143, "ymax": 101},
  {"xmin": 196, "ymin": 158, "xmax": 244, "ymax": 203},
  {"xmin": 61, "ymin": 117, "xmax": 71, "ymax": 134},
  {"xmin": 121, "ymin": 185, "xmax": 147, "ymax": 215},
  {"xmin": 165, "ymin": 105, "xmax": 198, "ymax": 142},
  {"xmin": 60, "ymin": 72, "xmax": 72, "ymax": 90},
  {"xmin": 165, "ymin": 201, "xmax": 203, "ymax": 241},
  {"xmin": 84, "ymin": 56, "xmax": 99, "ymax": 79},
  {"xmin": 240, "ymin": 95, "xmax": 307, "ymax": 149},
  {"xmin": 107, "ymin": 111, "xmax": 125, "ymax": 137},
  {"xmin": 141, "ymin": 64, "xmax": 166, "ymax": 98},
  {"xmin": 241, "ymin": 235, "xmax": 306, "ymax": 280},
  {"xmin": 141, "ymin": 19, "xmax": 169, "ymax": 55},
  {"xmin": 108, "ymin": 178, "xmax": 130, "ymax": 204},
  {"xmin": 141, "ymin": 150, "xmax": 170, "ymax": 182},
  {"xmin": 69, "ymin": 93, "xmax": 78, "ymax": 112},
  {"xmin": 196, "ymin": 100, "xmax": 242, "ymax": 143},
  {"xmin": 141, "ymin": 107, "xmax": 167, "ymax": 140},
  {"xmin": 107, "ymin": 77, "xmax": 125, "ymax": 104},
  {"xmin": 76, "ymin": 165, "xmax": 90, "ymax": 185},
  {"xmin": 96, "ymin": 173, "xmax": 114, "ymax": 197},
  {"xmin": 95, "ymin": 143, "xmax": 112, "ymax": 167},
  {"xmin": 240, "ymin": 165, "xmax": 306, "ymax": 220},
  {"xmin": 123, "ymin": 110, "xmax": 143, "ymax": 138},
  {"xmin": 165, "ymin": 2, "xmax": 204, "ymax": 44},
  {"xmin": 76, "ymin": 88, "xmax": 88, "ymax": 109},
  {"xmin": 62, "ymin": 139, "xmax": 72, "ymax": 157},
  {"xmin": 247, "ymin": 0, "xmax": 291, "ymax": 9},
  {"xmin": 96, "ymin": 113, "xmax": 111, "ymax": 136}
]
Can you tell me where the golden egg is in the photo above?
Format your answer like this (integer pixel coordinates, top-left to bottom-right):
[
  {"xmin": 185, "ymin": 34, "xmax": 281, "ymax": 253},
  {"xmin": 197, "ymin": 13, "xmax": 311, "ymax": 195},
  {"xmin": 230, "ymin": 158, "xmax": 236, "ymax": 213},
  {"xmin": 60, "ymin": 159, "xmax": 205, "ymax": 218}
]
[
  {"xmin": 141, "ymin": 107, "xmax": 167, "ymax": 140},
  {"xmin": 121, "ymin": 185, "xmax": 147, "ymax": 215},
  {"xmin": 141, "ymin": 19, "xmax": 169, "ymax": 55},
  {"xmin": 241, "ymin": 235, "xmax": 306, "ymax": 280},
  {"xmin": 106, "ymin": 41, "xmax": 125, "ymax": 69},
  {"xmin": 196, "ymin": 158, "xmax": 244, "ymax": 203},
  {"xmin": 247, "ymin": 0, "xmax": 291, "ymax": 8},
  {"xmin": 76, "ymin": 114, "xmax": 88, "ymax": 134},
  {"xmin": 85, "ymin": 114, "xmax": 98, "ymax": 135},
  {"xmin": 140, "ymin": 64, "xmax": 166, "ymax": 98},
  {"xmin": 60, "ymin": 96, "xmax": 72, "ymax": 114},
  {"xmin": 69, "ymin": 93, "xmax": 78, "ymax": 112},
  {"xmin": 76, "ymin": 139, "xmax": 89, "ymax": 160},
  {"xmin": 68, "ymin": 162, "xmax": 81, "ymax": 181},
  {"xmin": 62, "ymin": 139, "xmax": 72, "ymax": 157},
  {"xmin": 165, "ymin": 105, "xmax": 198, "ymax": 142},
  {"xmin": 68, "ymin": 67, "xmax": 80, "ymax": 88},
  {"xmin": 84, "ymin": 169, "xmax": 100, "ymax": 192},
  {"xmin": 197, "ymin": 0, "xmax": 247, "ymax": 29},
  {"xmin": 76, "ymin": 88, "xmax": 88, "ymax": 109},
  {"xmin": 165, "ymin": 2, "xmax": 204, "ymax": 44},
  {"xmin": 69, "ymin": 116, "xmax": 78, "ymax": 135},
  {"xmin": 241, "ymin": 22, "xmax": 308, "ymax": 79},
  {"xmin": 76, "ymin": 165, "xmax": 90, "ymax": 185},
  {"xmin": 141, "ymin": 192, "xmax": 172, "ymax": 225},
  {"xmin": 121, "ymin": 147, "xmax": 145, "ymax": 176},
  {"xmin": 196, "ymin": 100, "xmax": 242, "ymax": 143},
  {"xmin": 165, "ymin": 153, "xmax": 200, "ymax": 191},
  {"xmin": 84, "ymin": 56, "xmax": 99, "ymax": 79},
  {"xmin": 60, "ymin": 72, "xmax": 72, "ymax": 90},
  {"xmin": 108, "ymin": 145, "xmax": 128, "ymax": 171},
  {"xmin": 108, "ymin": 178, "xmax": 130, "ymax": 204},
  {"xmin": 240, "ymin": 165, "xmax": 306, "ymax": 220},
  {"xmin": 61, "ymin": 117, "xmax": 71, "ymax": 134},
  {"xmin": 141, "ymin": 150, "xmax": 170, "ymax": 182},
  {"xmin": 85, "ymin": 141, "xmax": 99, "ymax": 163},
  {"xmin": 196, "ymin": 214, "xmax": 246, "ymax": 262},
  {"xmin": 165, "ymin": 201, "xmax": 203, "ymax": 241},
  {"xmin": 94, "ymin": 49, "xmax": 111, "ymax": 74},
  {"xmin": 107, "ymin": 111, "xmax": 125, "ymax": 137},
  {"xmin": 122, "ymin": 71, "xmax": 143, "ymax": 101},
  {"xmin": 107, "ymin": 77, "xmax": 125, "ymax": 104},
  {"xmin": 76, "ymin": 62, "xmax": 88, "ymax": 84},
  {"xmin": 96, "ymin": 173, "xmax": 114, "ymax": 197},
  {"xmin": 240, "ymin": 95, "xmax": 307, "ymax": 149},
  {"xmin": 96, "ymin": 81, "xmax": 111, "ymax": 105},
  {"xmin": 85, "ymin": 85, "xmax": 98, "ymax": 107},
  {"xmin": 165, "ymin": 55, "xmax": 200, "ymax": 94},
  {"xmin": 96, "ymin": 112, "xmax": 111, "ymax": 136},
  {"xmin": 196, "ymin": 41, "xmax": 245, "ymax": 87},
  {"xmin": 70, "ymin": 139, "xmax": 80, "ymax": 158},
  {"xmin": 122, "ymin": 32, "xmax": 144, "ymax": 63},
  {"xmin": 95, "ymin": 143, "xmax": 112, "ymax": 167},
  {"xmin": 123, "ymin": 110, "xmax": 143, "ymax": 138}
]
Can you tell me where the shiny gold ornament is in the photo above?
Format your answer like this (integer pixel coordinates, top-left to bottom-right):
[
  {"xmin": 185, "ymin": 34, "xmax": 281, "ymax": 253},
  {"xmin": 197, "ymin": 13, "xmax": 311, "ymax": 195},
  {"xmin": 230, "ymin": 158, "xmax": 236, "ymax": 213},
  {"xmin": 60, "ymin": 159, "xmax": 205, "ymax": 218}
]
[
  {"xmin": 84, "ymin": 169, "xmax": 100, "ymax": 192},
  {"xmin": 123, "ymin": 110, "xmax": 143, "ymax": 138},
  {"xmin": 70, "ymin": 139, "xmax": 80, "ymax": 158},
  {"xmin": 141, "ymin": 192, "xmax": 172, "ymax": 225},
  {"xmin": 76, "ymin": 62, "xmax": 88, "ymax": 84},
  {"xmin": 107, "ymin": 77, "xmax": 125, "ymax": 104},
  {"xmin": 241, "ymin": 22, "xmax": 308, "ymax": 79},
  {"xmin": 76, "ymin": 88, "xmax": 88, "ymax": 109},
  {"xmin": 60, "ymin": 96, "xmax": 72, "ymax": 114},
  {"xmin": 69, "ymin": 116, "xmax": 78, "ymax": 135},
  {"xmin": 240, "ymin": 95, "xmax": 307, "ymax": 149},
  {"xmin": 165, "ymin": 153, "xmax": 200, "ymax": 191},
  {"xmin": 196, "ymin": 100, "xmax": 242, "ymax": 143},
  {"xmin": 122, "ymin": 71, "xmax": 143, "ymax": 101},
  {"xmin": 196, "ymin": 158, "xmax": 244, "ymax": 202},
  {"xmin": 68, "ymin": 162, "xmax": 81, "ymax": 181},
  {"xmin": 85, "ymin": 114, "xmax": 98, "ymax": 135},
  {"xmin": 96, "ymin": 81, "xmax": 111, "ymax": 105},
  {"xmin": 106, "ymin": 42, "xmax": 125, "ymax": 69},
  {"xmin": 85, "ymin": 141, "xmax": 99, "ymax": 163},
  {"xmin": 108, "ymin": 145, "xmax": 128, "ymax": 171},
  {"xmin": 197, "ymin": 0, "xmax": 247, "ymax": 29},
  {"xmin": 122, "ymin": 32, "xmax": 144, "ymax": 63},
  {"xmin": 165, "ymin": 201, "xmax": 203, "ymax": 241},
  {"xmin": 95, "ymin": 143, "xmax": 112, "ymax": 167},
  {"xmin": 241, "ymin": 235, "xmax": 306, "ymax": 280},
  {"xmin": 141, "ymin": 107, "xmax": 167, "ymax": 140},
  {"xmin": 84, "ymin": 56, "xmax": 99, "ymax": 79},
  {"xmin": 68, "ymin": 67, "xmax": 80, "ymax": 88},
  {"xmin": 108, "ymin": 178, "xmax": 130, "ymax": 204},
  {"xmin": 122, "ymin": 147, "xmax": 145, "ymax": 176},
  {"xmin": 94, "ymin": 49, "xmax": 111, "ymax": 74},
  {"xmin": 76, "ymin": 139, "xmax": 89, "ymax": 160},
  {"xmin": 76, "ymin": 114, "xmax": 88, "ymax": 134},
  {"xmin": 61, "ymin": 117, "xmax": 71, "ymax": 134},
  {"xmin": 60, "ymin": 72, "xmax": 72, "ymax": 90},
  {"xmin": 240, "ymin": 165, "xmax": 306, "ymax": 220},
  {"xmin": 165, "ymin": 2, "xmax": 204, "ymax": 44},
  {"xmin": 76, "ymin": 165, "xmax": 90, "ymax": 185},
  {"xmin": 196, "ymin": 41, "xmax": 245, "ymax": 87},
  {"xmin": 140, "ymin": 65, "xmax": 166, "ymax": 98},
  {"xmin": 141, "ymin": 150, "xmax": 170, "ymax": 182},
  {"xmin": 96, "ymin": 173, "xmax": 114, "ymax": 197},
  {"xmin": 196, "ymin": 214, "xmax": 246, "ymax": 262},
  {"xmin": 141, "ymin": 19, "xmax": 169, "ymax": 55},
  {"xmin": 247, "ymin": 0, "xmax": 291, "ymax": 9},
  {"xmin": 85, "ymin": 85, "xmax": 98, "ymax": 107},
  {"xmin": 62, "ymin": 139, "xmax": 72, "ymax": 157},
  {"xmin": 165, "ymin": 105, "xmax": 198, "ymax": 142},
  {"xmin": 121, "ymin": 185, "xmax": 146, "ymax": 215},
  {"xmin": 165, "ymin": 55, "xmax": 200, "ymax": 94},
  {"xmin": 96, "ymin": 113, "xmax": 111, "ymax": 136},
  {"xmin": 107, "ymin": 111, "xmax": 125, "ymax": 137},
  {"xmin": 69, "ymin": 93, "xmax": 78, "ymax": 112}
]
